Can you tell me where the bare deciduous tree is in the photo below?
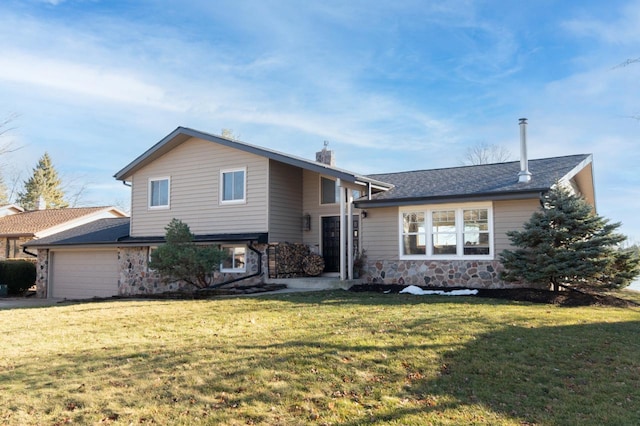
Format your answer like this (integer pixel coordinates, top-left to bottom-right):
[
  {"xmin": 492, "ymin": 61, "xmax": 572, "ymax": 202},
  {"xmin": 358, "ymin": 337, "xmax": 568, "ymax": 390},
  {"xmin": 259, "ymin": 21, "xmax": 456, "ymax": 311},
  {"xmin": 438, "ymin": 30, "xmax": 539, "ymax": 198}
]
[
  {"xmin": 462, "ymin": 142, "xmax": 512, "ymax": 165},
  {"xmin": 0, "ymin": 113, "xmax": 21, "ymax": 157},
  {"xmin": 613, "ymin": 58, "xmax": 640, "ymax": 120},
  {"xmin": 0, "ymin": 113, "xmax": 22, "ymax": 204}
]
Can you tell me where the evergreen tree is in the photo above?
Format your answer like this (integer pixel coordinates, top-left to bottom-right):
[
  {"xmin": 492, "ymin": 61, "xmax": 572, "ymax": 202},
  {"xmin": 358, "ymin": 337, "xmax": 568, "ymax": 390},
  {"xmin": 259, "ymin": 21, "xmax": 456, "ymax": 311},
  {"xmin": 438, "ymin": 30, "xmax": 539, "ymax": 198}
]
[
  {"xmin": 500, "ymin": 185, "xmax": 640, "ymax": 291},
  {"xmin": 16, "ymin": 152, "xmax": 68, "ymax": 210},
  {"xmin": 149, "ymin": 219, "xmax": 227, "ymax": 289}
]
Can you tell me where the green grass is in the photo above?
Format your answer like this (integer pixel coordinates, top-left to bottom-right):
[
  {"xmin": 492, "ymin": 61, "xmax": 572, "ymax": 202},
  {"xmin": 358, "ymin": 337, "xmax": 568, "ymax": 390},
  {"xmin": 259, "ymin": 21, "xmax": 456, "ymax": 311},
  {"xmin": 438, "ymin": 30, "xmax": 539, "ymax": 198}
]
[{"xmin": 1, "ymin": 291, "xmax": 639, "ymax": 425}]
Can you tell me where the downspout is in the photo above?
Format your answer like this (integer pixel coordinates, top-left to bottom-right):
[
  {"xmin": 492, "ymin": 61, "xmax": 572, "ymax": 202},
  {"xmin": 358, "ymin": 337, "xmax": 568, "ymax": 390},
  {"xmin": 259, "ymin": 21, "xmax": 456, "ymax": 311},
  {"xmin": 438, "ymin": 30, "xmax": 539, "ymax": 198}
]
[
  {"xmin": 22, "ymin": 246, "xmax": 38, "ymax": 258},
  {"xmin": 205, "ymin": 241, "xmax": 264, "ymax": 289}
]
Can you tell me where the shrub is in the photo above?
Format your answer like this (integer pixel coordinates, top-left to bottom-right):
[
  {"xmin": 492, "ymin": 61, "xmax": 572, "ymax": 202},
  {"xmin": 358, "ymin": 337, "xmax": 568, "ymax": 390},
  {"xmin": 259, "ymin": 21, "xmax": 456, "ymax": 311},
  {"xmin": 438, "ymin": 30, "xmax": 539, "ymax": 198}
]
[
  {"xmin": 149, "ymin": 219, "xmax": 227, "ymax": 289},
  {"xmin": 0, "ymin": 260, "xmax": 37, "ymax": 295}
]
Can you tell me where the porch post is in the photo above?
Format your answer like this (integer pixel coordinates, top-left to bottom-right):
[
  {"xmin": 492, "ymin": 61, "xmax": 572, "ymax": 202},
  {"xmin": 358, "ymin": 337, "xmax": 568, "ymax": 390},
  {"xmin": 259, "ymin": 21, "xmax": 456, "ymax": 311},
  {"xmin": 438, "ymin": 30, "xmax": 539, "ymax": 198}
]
[
  {"xmin": 347, "ymin": 189, "xmax": 354, "ymax": 280},
  {"xmin": 338, "ymin": 179, "xmax": 346, "ymax": 281}
]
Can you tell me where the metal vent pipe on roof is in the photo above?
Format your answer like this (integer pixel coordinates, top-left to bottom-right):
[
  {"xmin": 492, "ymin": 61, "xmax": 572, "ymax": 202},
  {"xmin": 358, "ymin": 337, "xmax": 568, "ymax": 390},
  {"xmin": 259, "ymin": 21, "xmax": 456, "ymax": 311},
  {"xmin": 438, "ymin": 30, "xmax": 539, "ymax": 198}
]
[{"xmin": 518, "ymin": 118, "xmax": 532, "ymax": 183}]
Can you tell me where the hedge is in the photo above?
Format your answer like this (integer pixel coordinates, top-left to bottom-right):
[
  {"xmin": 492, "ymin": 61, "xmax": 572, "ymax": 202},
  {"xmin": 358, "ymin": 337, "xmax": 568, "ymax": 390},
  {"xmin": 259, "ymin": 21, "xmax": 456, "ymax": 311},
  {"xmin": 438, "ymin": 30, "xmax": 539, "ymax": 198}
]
[{"xmin": 0, "ymin": 260, "xmax": 37, "ymax": 295}]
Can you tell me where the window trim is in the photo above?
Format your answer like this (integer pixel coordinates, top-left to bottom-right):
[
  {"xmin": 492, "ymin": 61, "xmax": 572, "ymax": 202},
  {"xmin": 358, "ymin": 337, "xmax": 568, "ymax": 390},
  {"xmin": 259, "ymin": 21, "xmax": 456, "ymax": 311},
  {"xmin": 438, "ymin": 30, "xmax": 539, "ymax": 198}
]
[
  {"xmin": 220, "ymin": 245, "xmax": 247, "ymax": 273},
  {"xmin": 147, "ymin": 246, "xmax": 158, "ymax": 272},
  {"xmin": 398, "ymin": 202, "xmax": 494, "ymax": 260},
  {"xmin": 220, "ymin": 167, "xmax": 246, "ymax": 205},
  {"xmin": 148, "ymin": 177, "xmax": 170, "ymax": 209}
]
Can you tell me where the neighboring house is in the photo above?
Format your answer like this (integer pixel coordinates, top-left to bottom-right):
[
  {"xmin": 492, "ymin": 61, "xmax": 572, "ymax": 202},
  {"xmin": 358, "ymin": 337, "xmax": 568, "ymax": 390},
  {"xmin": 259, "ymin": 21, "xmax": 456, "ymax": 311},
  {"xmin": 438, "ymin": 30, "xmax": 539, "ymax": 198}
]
[
  {"xmin": 26, "ymin": 122, "xmax": 595, "ymax": 299},
  {"xmin": 0, "ymin": 207, "xmax": 127, "ymax": 260},
  {"xmin": 0, "ymin": 204, "xmax": 24, "ymax": 218}
]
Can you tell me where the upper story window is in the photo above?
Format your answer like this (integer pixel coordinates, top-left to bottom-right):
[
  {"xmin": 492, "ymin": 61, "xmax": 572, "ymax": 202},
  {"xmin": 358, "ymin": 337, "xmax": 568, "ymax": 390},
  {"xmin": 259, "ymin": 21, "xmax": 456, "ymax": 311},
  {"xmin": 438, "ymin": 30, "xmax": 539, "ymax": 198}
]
[
  {"xmin": 149, "ymin": 177, "xmax": 170, "ymax": 209},
  {"xmin": 221, "ymin": 168, "xmax": 246, "ymax": 204},
  {"xmin": 320, "ymin": 176, "xmax": 339, "ymax": 205},
  {"xmin": 400, "ymin": 203, "xmax": 493, "ymax": 259}
]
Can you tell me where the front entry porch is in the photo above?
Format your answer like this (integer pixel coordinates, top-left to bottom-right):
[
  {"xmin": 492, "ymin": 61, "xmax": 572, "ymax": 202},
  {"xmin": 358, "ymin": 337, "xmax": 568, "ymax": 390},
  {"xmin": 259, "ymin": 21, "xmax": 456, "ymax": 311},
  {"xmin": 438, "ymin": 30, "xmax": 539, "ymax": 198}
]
[{"xmin": 264, "ymin": 276, "xmax": 363, "ymax": 291}]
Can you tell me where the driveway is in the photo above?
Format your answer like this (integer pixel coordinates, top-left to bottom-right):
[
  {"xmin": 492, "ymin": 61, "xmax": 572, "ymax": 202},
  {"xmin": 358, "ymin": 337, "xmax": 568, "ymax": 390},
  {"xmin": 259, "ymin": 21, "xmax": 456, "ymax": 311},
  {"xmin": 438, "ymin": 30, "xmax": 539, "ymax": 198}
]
[{"xmin": 0, "ymin": 297, "xmax": 62, "ymax": 309}]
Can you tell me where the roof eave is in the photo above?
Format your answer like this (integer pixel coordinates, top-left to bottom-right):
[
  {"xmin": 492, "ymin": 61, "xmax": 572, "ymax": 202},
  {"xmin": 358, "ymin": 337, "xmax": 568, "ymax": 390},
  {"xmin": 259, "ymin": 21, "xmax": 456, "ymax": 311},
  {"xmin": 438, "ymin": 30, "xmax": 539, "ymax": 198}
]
[
  {"xmin": 114, "ymin": 127, "xmax": 394, "ymax": 188},
  {"xmin": 355, "ymin": 189, "xmax": 546, "ymax": 208}
]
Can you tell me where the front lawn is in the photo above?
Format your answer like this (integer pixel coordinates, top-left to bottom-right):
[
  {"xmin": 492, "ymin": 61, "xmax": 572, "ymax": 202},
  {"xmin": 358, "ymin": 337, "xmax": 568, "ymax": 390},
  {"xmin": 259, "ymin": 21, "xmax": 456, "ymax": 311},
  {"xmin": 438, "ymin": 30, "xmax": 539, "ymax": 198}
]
[{"xmin": 1, "ymin": 290, "xmax": 639, "ymax": 425}]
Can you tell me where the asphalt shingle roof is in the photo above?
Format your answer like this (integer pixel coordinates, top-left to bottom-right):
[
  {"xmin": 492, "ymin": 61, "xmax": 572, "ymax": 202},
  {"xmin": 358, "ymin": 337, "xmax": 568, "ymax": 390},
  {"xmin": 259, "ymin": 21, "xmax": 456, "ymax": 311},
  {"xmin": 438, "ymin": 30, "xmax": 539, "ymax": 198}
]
[
  {"xmin": 358, "ymin": 154, "xmax": 591, "ymax": 206},
  {"xmin": 24, "ymin": 217, "xmax": 131, "ymax": 247},
  {"xmin": 0, "ymin": 207, "xmax": 121, "ymax": 236}
]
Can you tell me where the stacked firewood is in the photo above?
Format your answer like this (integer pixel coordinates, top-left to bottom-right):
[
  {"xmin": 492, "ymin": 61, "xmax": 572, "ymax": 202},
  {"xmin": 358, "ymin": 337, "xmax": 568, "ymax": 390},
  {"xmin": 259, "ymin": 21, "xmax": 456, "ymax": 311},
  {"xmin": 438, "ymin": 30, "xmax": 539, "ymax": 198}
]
[{"xmin": 270, "ymin": 243, "xmax": 325, "ymax": 278}]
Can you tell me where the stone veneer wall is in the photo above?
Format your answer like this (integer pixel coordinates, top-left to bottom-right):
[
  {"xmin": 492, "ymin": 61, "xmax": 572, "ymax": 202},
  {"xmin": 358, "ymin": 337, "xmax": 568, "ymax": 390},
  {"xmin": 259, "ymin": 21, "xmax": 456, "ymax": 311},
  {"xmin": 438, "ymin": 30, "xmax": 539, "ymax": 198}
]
[
  {"xmin": 364, "ymin": 259, "xmax": 526, "ymax": 289},
  {"xmin": 118, "ymin": 244, "xmax": 268, "ymax": 295},
  {"xmin": 35, "ymin": 249, "xmax": 49, "ymax": 298},
  {"xmin": 0, "ymin": 236, "xmax": 34, "ymax": 260}
]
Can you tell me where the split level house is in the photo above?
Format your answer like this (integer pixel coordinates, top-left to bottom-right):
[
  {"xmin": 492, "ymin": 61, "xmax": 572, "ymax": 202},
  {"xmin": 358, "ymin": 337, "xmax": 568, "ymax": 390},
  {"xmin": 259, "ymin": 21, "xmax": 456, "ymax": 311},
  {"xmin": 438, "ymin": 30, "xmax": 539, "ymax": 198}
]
[{"xmin": 26, "ymin": 121, "xmax": 595, "ymax": 299}]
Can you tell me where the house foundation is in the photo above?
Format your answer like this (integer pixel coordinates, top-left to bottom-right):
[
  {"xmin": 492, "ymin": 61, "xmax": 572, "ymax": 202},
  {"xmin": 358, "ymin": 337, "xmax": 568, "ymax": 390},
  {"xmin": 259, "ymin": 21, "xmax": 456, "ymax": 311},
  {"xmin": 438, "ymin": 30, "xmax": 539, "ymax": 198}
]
[{"xmin": 364, "ymin": 259, "xmax": 522, "ymax": 289}]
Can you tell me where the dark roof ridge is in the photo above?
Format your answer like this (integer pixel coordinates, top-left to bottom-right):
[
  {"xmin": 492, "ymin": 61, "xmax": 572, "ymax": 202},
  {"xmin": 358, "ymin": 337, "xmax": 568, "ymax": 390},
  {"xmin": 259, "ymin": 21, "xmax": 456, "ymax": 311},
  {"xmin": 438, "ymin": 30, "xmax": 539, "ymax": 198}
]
[{"xmin": 367, "ymin": 153, "xmax": 591, "ymax": 177}]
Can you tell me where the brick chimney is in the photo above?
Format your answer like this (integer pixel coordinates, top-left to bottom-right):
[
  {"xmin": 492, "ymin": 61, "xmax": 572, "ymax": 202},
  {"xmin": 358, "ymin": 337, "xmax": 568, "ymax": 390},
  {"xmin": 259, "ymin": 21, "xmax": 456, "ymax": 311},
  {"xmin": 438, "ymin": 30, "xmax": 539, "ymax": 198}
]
[{"xmin": 316, "ymin": 141, "xmax": 335, "ymax": 166}]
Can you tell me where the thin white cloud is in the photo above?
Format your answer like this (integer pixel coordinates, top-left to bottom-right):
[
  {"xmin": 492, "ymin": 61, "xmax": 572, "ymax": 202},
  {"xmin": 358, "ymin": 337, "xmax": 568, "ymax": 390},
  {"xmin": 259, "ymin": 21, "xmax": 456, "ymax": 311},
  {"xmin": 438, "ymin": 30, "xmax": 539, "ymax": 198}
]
[
  {"xmin": 0, "ymin": 52, "xmax": 179, "ymax": 110},
  {"xmin": 563, "ymin": 0, "xmax": 640, "ymax": 44}
]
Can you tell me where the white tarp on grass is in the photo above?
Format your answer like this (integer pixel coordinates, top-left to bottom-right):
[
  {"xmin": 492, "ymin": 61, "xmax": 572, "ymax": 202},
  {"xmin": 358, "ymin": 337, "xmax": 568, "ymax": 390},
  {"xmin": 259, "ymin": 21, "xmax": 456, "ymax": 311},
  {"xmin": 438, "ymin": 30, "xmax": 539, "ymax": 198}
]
[{"xmin": 399, "ymin": 285, "xmax": 478, "ymax": 296}]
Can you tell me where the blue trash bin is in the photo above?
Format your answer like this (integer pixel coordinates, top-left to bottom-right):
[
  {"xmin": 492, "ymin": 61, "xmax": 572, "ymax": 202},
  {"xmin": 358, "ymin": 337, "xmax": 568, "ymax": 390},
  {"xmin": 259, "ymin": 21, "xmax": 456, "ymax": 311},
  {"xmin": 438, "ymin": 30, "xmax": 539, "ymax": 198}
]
[{"xmin": 0, "ymin": 284, "xmax": 7, "ymax": 297}]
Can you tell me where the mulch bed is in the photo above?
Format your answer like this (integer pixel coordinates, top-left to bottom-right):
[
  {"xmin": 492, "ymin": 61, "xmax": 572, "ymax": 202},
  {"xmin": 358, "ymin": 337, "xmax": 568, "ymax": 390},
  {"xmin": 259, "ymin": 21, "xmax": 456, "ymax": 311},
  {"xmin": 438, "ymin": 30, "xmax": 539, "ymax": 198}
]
[{"xmin": 348, "ymin": 284, "xmax": 639, "ymax": 308}]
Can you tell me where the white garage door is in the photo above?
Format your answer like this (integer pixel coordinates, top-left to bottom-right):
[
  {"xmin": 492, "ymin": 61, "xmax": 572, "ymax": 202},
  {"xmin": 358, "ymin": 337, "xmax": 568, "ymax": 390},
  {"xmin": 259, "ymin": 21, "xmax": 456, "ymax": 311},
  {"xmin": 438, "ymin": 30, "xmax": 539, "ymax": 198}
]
[{"xmin": 50, "ymin": 250, "xmax": 119, "ymax": 299}]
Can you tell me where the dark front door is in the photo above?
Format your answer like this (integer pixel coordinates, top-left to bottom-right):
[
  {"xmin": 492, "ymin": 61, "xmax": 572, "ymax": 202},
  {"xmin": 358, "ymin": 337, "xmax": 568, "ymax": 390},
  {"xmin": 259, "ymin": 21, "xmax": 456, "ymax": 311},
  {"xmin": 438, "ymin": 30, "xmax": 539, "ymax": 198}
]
[
  {"xmin": 322, "ymin": 216, "xmax": 341, "ymax": 272},
  {"xmin": 321, "ymin": 216, "xmax": 359, "ymax": 273}
]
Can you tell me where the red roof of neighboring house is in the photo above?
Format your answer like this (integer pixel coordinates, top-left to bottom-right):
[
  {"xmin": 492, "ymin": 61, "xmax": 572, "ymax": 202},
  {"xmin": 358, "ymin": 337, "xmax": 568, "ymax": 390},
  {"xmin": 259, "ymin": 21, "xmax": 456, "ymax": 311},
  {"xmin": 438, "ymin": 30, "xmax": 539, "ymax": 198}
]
[{"xmin": 0, "ymin": 207, "xmax": 127, "ymax": 237}]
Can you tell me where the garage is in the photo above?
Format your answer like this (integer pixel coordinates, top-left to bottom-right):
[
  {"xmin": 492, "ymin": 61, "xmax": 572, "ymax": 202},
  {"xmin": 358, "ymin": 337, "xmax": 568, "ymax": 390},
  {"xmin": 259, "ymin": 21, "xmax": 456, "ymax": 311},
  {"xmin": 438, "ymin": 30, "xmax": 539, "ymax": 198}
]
[{"xmin": 49, "ymin": 250, "xmax": 119, "ymax": 299}]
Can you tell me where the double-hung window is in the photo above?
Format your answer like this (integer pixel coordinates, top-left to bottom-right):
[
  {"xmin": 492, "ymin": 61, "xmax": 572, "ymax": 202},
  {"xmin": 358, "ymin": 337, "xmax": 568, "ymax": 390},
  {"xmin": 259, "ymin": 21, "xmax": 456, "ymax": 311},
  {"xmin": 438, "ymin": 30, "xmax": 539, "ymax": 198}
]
[
  {"xmin": 221, "ymin": 168, "xmax": 246, "ymax": 204},
  {"xmin": 149, "ymin": 177, "xmax": 170, "ymax": 209},
  {"xmin": 400, "ymin": 204, "xmax": 493, "ymax": 259},
  {"xmin": 221, "ymin": 245, "xmax": 246, "ymax": 273}
]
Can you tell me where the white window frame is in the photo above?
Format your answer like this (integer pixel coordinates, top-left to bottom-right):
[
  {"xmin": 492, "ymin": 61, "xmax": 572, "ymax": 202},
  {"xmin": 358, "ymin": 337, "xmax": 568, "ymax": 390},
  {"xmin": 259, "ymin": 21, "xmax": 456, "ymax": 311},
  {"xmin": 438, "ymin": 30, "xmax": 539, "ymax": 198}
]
[
  {"xmin": 147, "ymin": 246, "xmax": 158, "ymax": 272},
  {"xmin": 398, "ymin": 202, "xmax": 494, "ymax": 260},
  {"xmin": 220, "ymin": 167, "xmax": 246, "ymax": 205},
  {"xmin": 220, "ymin": 245, "xmax": 247, "ymax": 273},
  {"xmin": 148, "ymin": 177, "xmax": 170, "ymax": 209}
]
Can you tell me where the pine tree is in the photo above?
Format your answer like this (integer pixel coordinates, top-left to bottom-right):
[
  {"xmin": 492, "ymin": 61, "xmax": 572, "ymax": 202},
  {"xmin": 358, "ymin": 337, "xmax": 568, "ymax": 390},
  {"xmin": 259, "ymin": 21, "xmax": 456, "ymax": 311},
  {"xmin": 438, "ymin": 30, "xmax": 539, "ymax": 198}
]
[
  {"xmin": 16, "ymin": 152, "xmax": 68, "ymax": 210},
  {"xmin": 500, "ymin": 185, "xmax": 640, "ymax": 291},
  {"xmin": 149, "ymin": 219, "xmax": 227, "ymax": 289}
]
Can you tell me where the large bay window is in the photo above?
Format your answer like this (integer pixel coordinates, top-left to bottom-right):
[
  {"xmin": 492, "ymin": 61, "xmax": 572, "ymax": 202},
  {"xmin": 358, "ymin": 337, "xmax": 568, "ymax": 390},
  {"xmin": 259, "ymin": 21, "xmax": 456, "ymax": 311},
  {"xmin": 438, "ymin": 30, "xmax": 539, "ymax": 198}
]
[{"xmin": 400, "ymin": 204, "xmax": 493, "ymax": 259}]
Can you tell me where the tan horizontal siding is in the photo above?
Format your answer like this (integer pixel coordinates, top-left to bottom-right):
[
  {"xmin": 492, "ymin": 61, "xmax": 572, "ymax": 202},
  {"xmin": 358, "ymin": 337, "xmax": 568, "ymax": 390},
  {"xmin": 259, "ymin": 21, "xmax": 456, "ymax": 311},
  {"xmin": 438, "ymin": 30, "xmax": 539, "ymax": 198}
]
[
  {"xmin": 493, "ymin": 199, "xmax": 539, "ymax": 253},
  {"xmin": 301, "ymin": 169, "xmax": 341, "ymax": 248},
  {"xmin": 361, "ymin": 206, "xmax": 398, "ymax": 260},
  {"xmin": 130, "ymin": 137, "xmax": 268, "ymax": 237},
  {"xmin": 268, "ymin": 160, "xmax": 303, "ymax": 243}
]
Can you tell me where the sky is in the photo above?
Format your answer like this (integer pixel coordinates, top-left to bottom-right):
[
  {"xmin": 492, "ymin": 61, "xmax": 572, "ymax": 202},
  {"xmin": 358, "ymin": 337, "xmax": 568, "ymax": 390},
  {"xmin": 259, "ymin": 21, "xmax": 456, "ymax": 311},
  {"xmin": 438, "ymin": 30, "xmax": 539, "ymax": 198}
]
[{"xmin": 0, "ymin": 0, "xmax": 639, "ymax": 244}]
